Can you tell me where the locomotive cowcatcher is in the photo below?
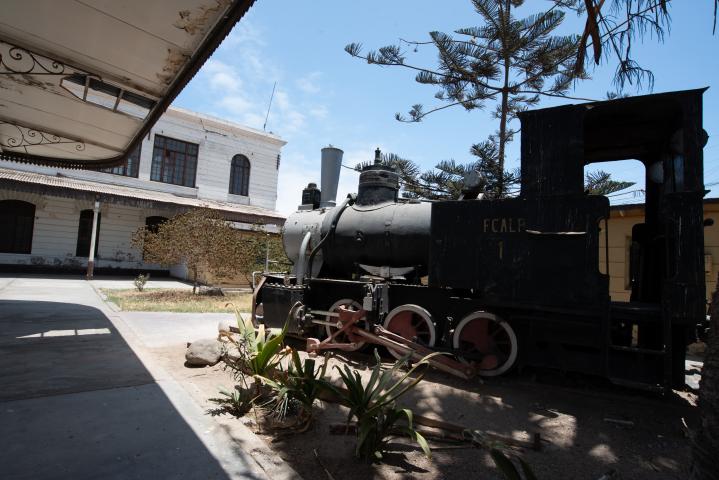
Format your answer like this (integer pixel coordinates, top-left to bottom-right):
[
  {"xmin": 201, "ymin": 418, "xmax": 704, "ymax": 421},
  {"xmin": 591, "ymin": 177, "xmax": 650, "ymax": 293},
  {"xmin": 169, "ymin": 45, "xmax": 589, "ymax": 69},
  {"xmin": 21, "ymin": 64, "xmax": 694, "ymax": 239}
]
[{"xmin": 256, "ymin": 89, "xmax": 710, "ymax": 392}]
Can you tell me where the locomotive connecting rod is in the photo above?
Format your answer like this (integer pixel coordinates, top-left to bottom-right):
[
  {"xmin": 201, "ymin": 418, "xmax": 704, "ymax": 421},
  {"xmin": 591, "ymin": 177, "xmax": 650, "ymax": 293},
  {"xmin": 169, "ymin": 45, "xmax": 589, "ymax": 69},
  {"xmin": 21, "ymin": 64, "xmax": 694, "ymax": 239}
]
[
  {"xmin": 306, "ymin": 306, "xmax": 367, "ymax": 352},
  {"xmin": 352, "ymin": 327, "xmax": 476, "ymax": 380},
  {"xmin": 307, "ymin": 306, "xmax": 476, "ymax": 380}
]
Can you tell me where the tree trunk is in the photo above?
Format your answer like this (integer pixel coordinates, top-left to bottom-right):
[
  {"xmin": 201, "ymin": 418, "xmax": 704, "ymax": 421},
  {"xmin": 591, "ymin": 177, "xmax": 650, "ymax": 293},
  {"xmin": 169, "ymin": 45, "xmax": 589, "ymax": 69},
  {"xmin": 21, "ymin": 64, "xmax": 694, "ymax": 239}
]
[
  {"xmin": 192, "ymin": 268, "xmax": 198, "ymax": 294},
  {"xmin": 691, "ymin": 278, "xmax": 719, "ymax": 479},
  {"xmin": 496, "ymin": 0, "xmax": 511, "ymax": 198},
  {"xmin": 497, "ymin": 88, "xmax": 509, "ymax": 197}
]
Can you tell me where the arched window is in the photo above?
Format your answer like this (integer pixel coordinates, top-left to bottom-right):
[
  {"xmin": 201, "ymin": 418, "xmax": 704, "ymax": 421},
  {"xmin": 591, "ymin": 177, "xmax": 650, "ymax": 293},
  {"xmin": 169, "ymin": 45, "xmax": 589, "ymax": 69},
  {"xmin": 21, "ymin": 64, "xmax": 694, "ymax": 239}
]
[
  {"xmin": 229, "ymin": 154, "xmax": 250, "ymax": 196},
  {"xmin": 76, "ymin": 209, "xmax": 101, "ymax": 257},
  {"xmin": 0, "ymin": 200, "xmax": 35, "ymax": 254}
]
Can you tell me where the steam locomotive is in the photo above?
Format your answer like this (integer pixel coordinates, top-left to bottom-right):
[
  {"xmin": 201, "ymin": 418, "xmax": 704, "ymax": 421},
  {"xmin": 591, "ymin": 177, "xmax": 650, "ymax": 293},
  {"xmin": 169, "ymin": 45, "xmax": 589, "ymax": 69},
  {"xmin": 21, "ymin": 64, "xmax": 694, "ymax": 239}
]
[{"xmin": 257, "ymin": 89, "xmax": 709, "ymax": 391}]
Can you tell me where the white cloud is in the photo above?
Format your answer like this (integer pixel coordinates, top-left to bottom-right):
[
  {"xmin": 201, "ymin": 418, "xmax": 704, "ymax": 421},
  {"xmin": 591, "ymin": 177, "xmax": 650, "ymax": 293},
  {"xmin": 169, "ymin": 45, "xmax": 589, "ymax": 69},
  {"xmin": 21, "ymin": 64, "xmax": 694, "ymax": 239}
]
[
  {"xmin": 188, "ymin": 17, "xmax": 334, "ymax": 140},
  {"xmin": 336, "ymin": 168, "xmax": 360, "ymax": 204},
  {"xmin": 223, "ymin": 19, "xmax": 266, "ymax": 47},
  {"xmin": 242, "ymin": 112, "xmax": 266, "ymax": 130},
  {"xmin": 308, "ymin": 105, "xmax": 329, "ymax": 119},
  {"xmin": 275, "ymin": 149, "xmax": 363, "ymax": 215},
  {"xmin": 210, "ymin": 71, "xmax": 240, "ymax": 92},
  {"xmin": 280, "ymin": 110, "xmax": 306, "ymax": 133},
  {"xmin": 276, "ymin": 154, "xmax": 314, "ymax": 214},
  {"xmin": 263, "ymin": 89, "xmax": 306, "ymax": 134},
  {"xmin": 204, "ymin": 60, "xmax": 241, "ymax": 91},
  {"xmin": 296, "ymin": 72, "xmax": 322, "ymax": 94},
  {"xmin": 218, "ymin": 94, "xmax": 252, "ymax": 112},
  {"xmin": 342, "ymin": 145, "xmax": 381, "ymax": 169}
]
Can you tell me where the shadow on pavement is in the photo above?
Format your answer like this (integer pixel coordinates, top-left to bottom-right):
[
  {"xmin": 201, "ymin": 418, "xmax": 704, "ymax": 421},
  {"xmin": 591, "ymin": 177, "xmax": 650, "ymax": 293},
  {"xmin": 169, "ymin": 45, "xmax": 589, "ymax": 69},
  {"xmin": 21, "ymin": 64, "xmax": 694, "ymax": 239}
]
[{"xmin": 0, "ymin": 300, "xmax": 258, "ymax": 480}]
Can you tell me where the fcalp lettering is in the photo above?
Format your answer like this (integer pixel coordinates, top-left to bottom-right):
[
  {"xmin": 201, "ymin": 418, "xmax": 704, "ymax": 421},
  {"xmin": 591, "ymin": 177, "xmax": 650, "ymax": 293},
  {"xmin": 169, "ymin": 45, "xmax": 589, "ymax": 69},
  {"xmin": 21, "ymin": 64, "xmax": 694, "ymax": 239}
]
[{"xmin": 482, "ymin": 217, "xmax": 526, "ymax": 233}]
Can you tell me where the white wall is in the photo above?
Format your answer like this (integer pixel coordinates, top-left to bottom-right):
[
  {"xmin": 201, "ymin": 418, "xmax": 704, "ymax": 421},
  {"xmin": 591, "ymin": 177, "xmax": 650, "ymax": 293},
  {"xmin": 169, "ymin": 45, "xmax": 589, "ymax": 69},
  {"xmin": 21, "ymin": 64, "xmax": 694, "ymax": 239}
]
[{"xmin": 0, "ymin": 191, "xmax": 174, "ymax": 271}]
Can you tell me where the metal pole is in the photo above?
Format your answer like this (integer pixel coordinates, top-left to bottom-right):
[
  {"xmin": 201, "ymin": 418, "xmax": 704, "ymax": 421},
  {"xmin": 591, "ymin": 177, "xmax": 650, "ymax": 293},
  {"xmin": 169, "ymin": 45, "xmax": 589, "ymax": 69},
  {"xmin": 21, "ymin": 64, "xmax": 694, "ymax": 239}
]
[
  {"xmin": 264, "ymin": 234, "xmax": 270, "ymax": 273},
  {"xmin": 86, "ymin": 198, "xmax": 100, "ymax": 279}
]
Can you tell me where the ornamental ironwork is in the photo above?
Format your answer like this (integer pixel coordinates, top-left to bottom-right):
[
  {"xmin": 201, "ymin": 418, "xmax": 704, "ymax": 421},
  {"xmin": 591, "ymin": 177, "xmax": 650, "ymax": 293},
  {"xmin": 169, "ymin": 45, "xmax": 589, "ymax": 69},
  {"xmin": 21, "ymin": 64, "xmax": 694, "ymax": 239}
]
[
  {"xmin": 0, "ymin": 40, "xmax": 154, "ymax": 120},
  {"xmin": 0, "ymin": 40, "xmax": 70, "ymax": 75},
  {"xmin": 0, "ymin": 121, "xmax": 86, "ymax": 153}
]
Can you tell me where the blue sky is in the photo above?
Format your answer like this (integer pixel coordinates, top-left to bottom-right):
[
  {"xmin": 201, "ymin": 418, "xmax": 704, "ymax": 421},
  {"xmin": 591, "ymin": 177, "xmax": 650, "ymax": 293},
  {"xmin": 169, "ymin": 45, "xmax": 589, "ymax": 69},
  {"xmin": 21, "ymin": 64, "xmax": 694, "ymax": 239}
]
[{"xmin": 175, "ymin": 0, "xmax": 719, "ymax": 214}]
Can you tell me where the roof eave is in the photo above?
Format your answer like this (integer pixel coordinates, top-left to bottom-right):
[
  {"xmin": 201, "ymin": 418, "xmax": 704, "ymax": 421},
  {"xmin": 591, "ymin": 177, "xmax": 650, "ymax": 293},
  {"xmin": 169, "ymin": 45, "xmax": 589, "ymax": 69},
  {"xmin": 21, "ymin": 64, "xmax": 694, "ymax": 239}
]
[{"xmin": 0, "ymin": 0, "xmax": 257, "ymax": 171}]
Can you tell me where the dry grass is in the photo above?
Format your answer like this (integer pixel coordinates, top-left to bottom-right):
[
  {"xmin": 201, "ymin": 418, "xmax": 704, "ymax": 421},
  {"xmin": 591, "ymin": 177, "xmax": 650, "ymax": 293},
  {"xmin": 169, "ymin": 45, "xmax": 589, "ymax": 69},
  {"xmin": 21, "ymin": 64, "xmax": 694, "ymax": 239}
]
[{"xmin": 102, "ymin": 288, "xmax": 252, "ymax": 313}]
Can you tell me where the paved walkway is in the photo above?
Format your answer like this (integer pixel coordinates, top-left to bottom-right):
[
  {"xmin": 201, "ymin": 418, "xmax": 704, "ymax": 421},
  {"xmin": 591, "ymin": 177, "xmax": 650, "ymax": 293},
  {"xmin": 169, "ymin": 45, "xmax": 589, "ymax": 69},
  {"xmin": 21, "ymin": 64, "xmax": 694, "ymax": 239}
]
[
  {"xmin": 90, "ymin": 275, "xmax": 194, "ymax": 290},
  {"xmin": 0, "ymin": 274, "xmax": 298, "ymax": 480}
]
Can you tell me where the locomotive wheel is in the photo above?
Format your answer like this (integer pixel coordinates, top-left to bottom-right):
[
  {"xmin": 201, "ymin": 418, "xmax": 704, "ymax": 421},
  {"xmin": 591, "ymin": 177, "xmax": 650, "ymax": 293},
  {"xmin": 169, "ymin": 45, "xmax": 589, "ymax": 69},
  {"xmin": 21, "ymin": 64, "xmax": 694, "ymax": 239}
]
[
  {"xmin": 325, "ymin": 299, "xmax": 369, "ymax": 351},
  {"xmin": 452, "ymin": 311, "xmax": 517, "ymax": 377},
  {"xmin": 383, "ymin": 304, "xmax": 436, "ymax": 360},
  {"xmin": 254, "ymin": 303, "xmax": 264, "ymax": 323}
]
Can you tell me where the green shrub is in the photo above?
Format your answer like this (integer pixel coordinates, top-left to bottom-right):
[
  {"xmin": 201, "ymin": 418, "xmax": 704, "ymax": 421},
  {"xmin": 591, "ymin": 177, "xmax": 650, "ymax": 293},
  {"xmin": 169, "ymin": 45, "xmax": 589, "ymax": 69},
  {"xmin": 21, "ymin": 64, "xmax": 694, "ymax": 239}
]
[
  {"xmin": 490, "ymin": 448, "xmax": 538, "ymax": 480},
  {"xmin": 133, "ymin": 273, "xmax": 149, "ymax": 292},
  {"xmin": 224, "ymin": 307, "xmax": 289, "ymax": 397},
  {"xmin": 318, "ymin": 349, "xmax": 435, "ymax": 461},
  {"xmin": 258, "ymin": 349, "xmax": 329, "ymax": 429},
  {"xmin": 207, "ymin": 386, "xmax": 257, "ymax": 417}
]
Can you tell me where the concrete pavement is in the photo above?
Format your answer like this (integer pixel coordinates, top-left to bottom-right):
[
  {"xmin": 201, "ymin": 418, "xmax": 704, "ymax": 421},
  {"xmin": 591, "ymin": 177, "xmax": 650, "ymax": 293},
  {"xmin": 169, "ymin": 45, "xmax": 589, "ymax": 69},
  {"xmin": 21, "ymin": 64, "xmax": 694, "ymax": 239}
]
[
  {"xmin": 0, "ymin": 274, "xmax": 298, "ymax": 480},
  {"xmin": 90, "ymin": 275, "xmax": 194, "ymax": 291},
  {"xmin": 118, "ymin": 312, "xmax": 233, "ymax": 348}
]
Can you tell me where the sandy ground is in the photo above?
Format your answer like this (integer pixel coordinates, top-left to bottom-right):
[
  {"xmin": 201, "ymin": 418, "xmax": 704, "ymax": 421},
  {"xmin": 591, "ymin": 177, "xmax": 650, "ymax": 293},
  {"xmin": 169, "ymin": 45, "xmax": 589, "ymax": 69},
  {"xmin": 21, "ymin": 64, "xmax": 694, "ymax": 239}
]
[{"xmin": 151, "ymin": 341, "xmax": 698, "ymax": 480}]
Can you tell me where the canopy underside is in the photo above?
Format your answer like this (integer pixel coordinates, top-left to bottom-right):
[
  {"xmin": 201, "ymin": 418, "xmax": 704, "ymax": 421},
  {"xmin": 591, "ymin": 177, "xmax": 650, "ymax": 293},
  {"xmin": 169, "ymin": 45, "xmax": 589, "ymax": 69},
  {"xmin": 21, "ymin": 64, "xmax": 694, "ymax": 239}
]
[{"xmin": 0, "ymin": 0, "xmax": 254, "ymax": 169}]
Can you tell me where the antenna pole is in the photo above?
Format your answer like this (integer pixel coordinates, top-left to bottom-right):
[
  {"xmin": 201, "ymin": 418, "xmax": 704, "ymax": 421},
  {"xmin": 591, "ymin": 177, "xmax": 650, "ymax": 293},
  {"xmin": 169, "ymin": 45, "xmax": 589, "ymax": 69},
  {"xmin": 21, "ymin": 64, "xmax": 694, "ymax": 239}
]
[{"xmin": 263, "ymin": 81, "xmax": 277, "ymax": 131}]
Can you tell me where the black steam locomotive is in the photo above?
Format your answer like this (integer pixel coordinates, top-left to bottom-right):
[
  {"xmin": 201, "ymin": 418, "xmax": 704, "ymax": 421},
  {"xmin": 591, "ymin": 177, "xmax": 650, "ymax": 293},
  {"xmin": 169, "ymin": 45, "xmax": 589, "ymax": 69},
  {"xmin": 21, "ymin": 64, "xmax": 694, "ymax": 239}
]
[{"xmin": 258, "ymin": 89, "xmax": 709, "ymax": 391}]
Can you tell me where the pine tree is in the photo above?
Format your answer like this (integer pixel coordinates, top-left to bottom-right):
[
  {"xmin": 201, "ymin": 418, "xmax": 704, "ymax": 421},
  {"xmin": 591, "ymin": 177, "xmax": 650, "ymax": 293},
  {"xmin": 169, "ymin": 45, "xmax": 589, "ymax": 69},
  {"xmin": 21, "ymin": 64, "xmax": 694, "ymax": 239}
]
[
  {"xmin": 346, "ymin": 0, "xmax": 587, "ymax": 197},
  {"xmin": 584, "ymin": 170, "xmax": 635, "ymax": 195}
]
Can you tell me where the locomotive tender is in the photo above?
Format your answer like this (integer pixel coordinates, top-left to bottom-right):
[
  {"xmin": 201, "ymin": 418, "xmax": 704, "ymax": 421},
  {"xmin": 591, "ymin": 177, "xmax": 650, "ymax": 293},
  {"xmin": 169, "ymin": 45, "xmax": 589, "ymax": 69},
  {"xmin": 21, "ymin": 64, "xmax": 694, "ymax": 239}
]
[{"xmin": 258, "ymin": 89, "xmax": 709, "ymax": 391}]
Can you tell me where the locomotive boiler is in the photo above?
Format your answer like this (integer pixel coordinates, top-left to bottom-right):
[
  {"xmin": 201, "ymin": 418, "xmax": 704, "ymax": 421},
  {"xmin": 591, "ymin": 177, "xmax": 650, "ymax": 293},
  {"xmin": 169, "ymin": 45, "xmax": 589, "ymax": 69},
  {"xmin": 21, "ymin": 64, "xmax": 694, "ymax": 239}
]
[
  {"xmin": 283, "ymin": 147, "xmax": 432, "ymax": 283},
  {"xmin": 258, "ymin": 89, "xmax": 710, "ymax": 391}
]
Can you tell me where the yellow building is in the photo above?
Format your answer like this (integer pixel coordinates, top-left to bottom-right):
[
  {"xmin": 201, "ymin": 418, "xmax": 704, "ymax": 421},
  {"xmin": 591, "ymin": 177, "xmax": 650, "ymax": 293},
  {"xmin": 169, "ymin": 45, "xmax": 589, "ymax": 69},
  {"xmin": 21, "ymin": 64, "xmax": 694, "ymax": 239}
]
[{"xmin": 604, "ymin": 199, "xmax": 719, "ymax": 303}]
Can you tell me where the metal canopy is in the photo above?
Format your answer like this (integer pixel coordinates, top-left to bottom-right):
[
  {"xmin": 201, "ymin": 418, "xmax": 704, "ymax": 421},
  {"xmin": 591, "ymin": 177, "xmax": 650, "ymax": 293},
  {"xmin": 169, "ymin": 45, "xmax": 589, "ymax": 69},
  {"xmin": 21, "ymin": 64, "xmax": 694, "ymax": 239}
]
[{"xmin": 0, "ymin": 0, "xmax": 255, "ymax": 169}]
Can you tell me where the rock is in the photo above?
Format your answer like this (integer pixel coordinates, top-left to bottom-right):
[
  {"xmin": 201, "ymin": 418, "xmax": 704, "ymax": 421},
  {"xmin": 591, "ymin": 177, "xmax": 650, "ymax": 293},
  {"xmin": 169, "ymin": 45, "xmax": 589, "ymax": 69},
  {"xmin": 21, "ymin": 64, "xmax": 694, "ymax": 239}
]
[
  {"xmin": 218, "ymin": 318, "xmax": 232, "ymax": 334},
  {"xmin": 198, "ymin": 286, "xmax": 224, "ymax": 296},
  {"xmin": 185, "ymin": 338, "xmax": 223, "ymax": 366}
]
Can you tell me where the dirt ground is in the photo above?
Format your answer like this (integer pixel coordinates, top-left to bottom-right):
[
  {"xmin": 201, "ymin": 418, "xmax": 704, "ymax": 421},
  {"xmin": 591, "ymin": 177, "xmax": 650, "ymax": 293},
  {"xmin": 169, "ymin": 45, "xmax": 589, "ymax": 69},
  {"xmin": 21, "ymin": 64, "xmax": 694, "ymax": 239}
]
[{"xmin": 151, "ymin": 341, "xmax": 698, "ymax": 480}]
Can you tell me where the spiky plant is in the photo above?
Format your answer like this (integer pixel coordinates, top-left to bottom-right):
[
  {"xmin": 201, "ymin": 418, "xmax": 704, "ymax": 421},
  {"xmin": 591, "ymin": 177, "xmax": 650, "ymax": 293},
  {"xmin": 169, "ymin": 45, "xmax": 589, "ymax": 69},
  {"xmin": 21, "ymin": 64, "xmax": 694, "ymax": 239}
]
[
  {"xmin": 207, "ymin": 386, "xmax": 257, "ymax": 418},
  {"xmin": 257, "ymin": 349, "xmax": 329, "ymax": 430},
  {"xmin": 318, "ymin": 350, "xmax": 436, "ymax": 461},
  {"xmin": 223, "ymin": 306, "xmax": 289, "ymax": 396}
]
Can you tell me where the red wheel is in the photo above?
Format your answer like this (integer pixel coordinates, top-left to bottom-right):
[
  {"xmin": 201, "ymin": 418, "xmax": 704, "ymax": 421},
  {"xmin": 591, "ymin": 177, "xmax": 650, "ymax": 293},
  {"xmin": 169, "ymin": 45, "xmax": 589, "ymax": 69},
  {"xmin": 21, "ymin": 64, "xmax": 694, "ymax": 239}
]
[
  {"xmin": 452, "ymin": 312, "xmax": 517, "ymax": 376},
  {"xmin": 324, "ymin": 299, "xmax": 368, "ymax": 351},
  {"xmin": 383, "ymin": 304, "xmax": 436, "ymax": 359}
]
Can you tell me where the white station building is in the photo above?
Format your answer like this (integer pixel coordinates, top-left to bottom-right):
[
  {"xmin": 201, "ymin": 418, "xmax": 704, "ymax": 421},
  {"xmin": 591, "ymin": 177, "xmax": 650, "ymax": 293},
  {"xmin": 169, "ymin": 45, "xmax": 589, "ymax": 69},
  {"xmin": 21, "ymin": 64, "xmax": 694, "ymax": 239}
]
[{"xmin": 0, "ymin": 107, "xmax": 286, "ymax": 277}]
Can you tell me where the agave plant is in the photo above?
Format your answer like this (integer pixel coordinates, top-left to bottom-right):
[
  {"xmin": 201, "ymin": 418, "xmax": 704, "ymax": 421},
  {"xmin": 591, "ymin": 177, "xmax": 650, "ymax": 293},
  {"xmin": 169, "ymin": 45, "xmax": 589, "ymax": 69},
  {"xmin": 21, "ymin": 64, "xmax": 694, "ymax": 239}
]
[
  {"xmin": 258, "ymin": 349, "xmax": 329, "ymax": 430},
  {"xmin": 207, "ymin": 386, "xmax": 256, "ymax": 417},
  {"xmin": 224, "ymin": 306, "xmax": 289, "ymax": 395},
  {"xmin": 490, "ymin": 449, "xmax": 538, "ymax": 480},
  {"xmin": 318, "ymin": 349, "xmax": 436, "ymax": 461}
]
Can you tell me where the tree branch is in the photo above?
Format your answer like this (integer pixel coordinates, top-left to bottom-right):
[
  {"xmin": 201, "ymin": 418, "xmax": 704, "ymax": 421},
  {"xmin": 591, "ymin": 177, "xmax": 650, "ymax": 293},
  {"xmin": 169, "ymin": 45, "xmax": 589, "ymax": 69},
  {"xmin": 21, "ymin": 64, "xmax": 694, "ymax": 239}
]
[
  {"xmin": 515, "ymin": 90, "xmax": 598, "ymax": 102},
  {"xmin": 397, "ymin": 93, "xmax": 499, "ymax": 123}
]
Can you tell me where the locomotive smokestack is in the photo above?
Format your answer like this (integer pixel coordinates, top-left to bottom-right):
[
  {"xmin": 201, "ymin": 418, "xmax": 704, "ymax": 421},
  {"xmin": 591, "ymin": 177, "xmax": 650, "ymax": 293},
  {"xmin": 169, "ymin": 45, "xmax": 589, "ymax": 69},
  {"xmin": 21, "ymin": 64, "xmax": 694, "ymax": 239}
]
[{"xmin": 320, "ymin": 146, "xmax": 343, "ymax": 208}]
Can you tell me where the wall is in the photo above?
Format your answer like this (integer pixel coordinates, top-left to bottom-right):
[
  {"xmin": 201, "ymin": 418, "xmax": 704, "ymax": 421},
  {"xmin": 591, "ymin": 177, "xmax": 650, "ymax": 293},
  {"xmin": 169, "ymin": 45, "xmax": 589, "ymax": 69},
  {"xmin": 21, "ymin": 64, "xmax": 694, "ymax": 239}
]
[
  {"xmin": 148, "ymin": 108, "xmax": 284, "ymax": 209},
  {"xmin": 0, "ymin": 191, "xmax": 174, "ymax": 272},
  {"xmin": 604, "ymin": 200, "xmax": 719, "ymax": 303}
]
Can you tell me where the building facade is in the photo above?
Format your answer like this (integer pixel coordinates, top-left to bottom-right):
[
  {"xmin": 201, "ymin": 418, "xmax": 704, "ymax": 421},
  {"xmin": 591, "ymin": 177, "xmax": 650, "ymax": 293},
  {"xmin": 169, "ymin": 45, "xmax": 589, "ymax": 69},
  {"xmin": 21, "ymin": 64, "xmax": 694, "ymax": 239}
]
[
  {"xmin": 0, "ymin": 107, "xmax": 286, "ymax": 278},
  {"xmin": 602, "ymin": 199, "xmax": 719, "ymax": 303}
]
